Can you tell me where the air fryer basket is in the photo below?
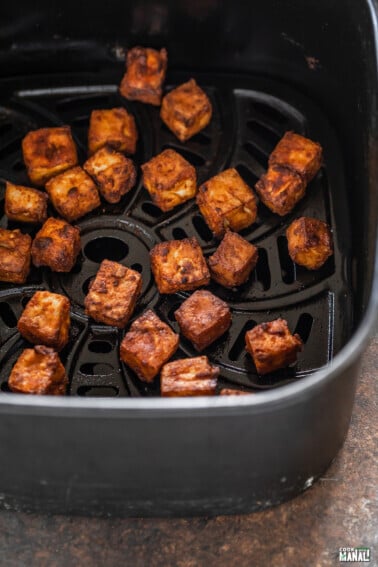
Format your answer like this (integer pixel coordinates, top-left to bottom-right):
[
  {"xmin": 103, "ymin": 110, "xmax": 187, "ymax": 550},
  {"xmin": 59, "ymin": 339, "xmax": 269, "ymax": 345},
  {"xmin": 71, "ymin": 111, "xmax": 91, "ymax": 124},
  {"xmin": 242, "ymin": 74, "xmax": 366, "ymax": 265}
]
[{"xmin": 0, "ymin": 0, "xmax": 376, "ymax": 516}]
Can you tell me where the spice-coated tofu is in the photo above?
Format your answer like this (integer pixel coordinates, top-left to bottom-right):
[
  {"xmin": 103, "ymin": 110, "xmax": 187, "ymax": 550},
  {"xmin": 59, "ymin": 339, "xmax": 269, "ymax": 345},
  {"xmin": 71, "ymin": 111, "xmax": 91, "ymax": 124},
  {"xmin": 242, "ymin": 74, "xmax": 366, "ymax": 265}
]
[
  {"xmin": 83, "ymin": 146, "xmax": 136, "ymax": 204},
  {"xmin": 5, "ymin": 182, "xmax": 48, "ymax": 224},
  {"xmin": 18, "ymin": 291, "xmax": 70, "ymax": 351},
  {"xmin": 161, "ymin": 356, "xmax": 219, "ymax": 397},
  {"xmin": 141, "ymin": 149, "xmax": 197, "ymax": 211},
  {"xmin": 208, "ymin": 231, "xmax": 258, "ymax": 288},
  {"xmin": 22, "ymin": 126, "xmax": 78, "ymax": 186},
  {"xmin": 45, "ymin": 166, "xmax": 100, "ymax": 222},
  {"xmin": 174, "ymin": 290, "xmax": 231, "ymax": 351},
  {"xmin": 84, "ymin": 259, "xmax": 142, "ymax": 328},
  {"xmin": 220, "ymin": 388, "xmax": 251, "ymax": 395},
  {"xmin": 119, "ymin": 46, "xmax": 168, "ymax": 106},
  {"xmin": 8, "ymin": 345, "xmax": 67, "ymax": 395},
  {"xmin": 245, "ymin": 318, "xmax": 303, "ymax": 375},
  {"xmin": 120, "ymin": 310, "xmax": 179, "ymax": 382},
  {"xmin": 197, "ymin": 168, "xmax": 257, "ymax": 238},
  {"xmin": 160, "ymin": 79, "xmax": 212, "ymax": 142},
  {"xmin": 31, "ymin": 217, "xmax": 81, "ymax": 272},
  {"xmin": 269, "ymin": 131, "xmax": 323, "ymax": 183},
  {"xmin": 88, "ymin": 108, "xmax": 138, "ymax": 155},
  {"xmin": 286, "ymin": 217, "xmax": 333, "ymax": 270},
  {"xmin": 255, "ymin": 165, "xmax": 306, "ymax": 216},
  {"xmin": 150, "ymin": 237, "xmax": 210, "ymax": 294},
  {"xmin": 0, "ymin": 228, "xmax": 31, "ymax": 284}
]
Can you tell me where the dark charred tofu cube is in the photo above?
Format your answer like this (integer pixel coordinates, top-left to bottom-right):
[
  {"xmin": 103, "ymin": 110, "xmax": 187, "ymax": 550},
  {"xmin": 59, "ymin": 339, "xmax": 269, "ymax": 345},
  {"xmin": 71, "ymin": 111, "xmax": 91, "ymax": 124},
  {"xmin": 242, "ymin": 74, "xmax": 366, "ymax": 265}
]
[
  {"xmin": 286, "ymin": 217, "xmax": 333, "ymax": 270},
  {"xmin": 160, "ymin": 79, "xmax": 212, "ymax": 142},
  {"xmin": 0, "ymin": 228, "xmax": 31, "ymax": 284},
  {"xmin": 255, "ymin": 164, "xmax": 306, "ymax": 216},
  {"xmin": 45, "ymin": 166, "xmax": 100, "ymax": 222},
  {"xmin": 150, "ymin": 237, "xmax": 210, "ymax": 294},
  {"xmin": 269, "ymin": 131, "xmax": 323, "ymax": 183},
  {"xmin": 84, "ymin": 259, "xmax": 142, "ymax": 328},
  {"xmin": 245, "ymin": 318, "xmax": 303, "ymax": 375},
  {"xmin": 8, "ymin": 345, "xmax": 67, "ymax": 395},
  {"xmin": 120, "ymin": 310, "xmax": 179, "ymax": 382},
  {"xmin": 197, "ymin": 168, "xmax": 257, "ymax": 238},
  {"xmin": 141, "ymin": 149, "xmax": 197, "ymax": 211},
  {"xmin": 174, "ymin": 290, "xmax": 231, "ymax": 351},
  {"xmin": 208, "ymin": 231, "xmax": 258, "ymax": 288},
  {"xmin": 88, "ymin": 108, "xmax": 138, "ymax": 156},
  {"xmin": 83, "ymin": 146, "xmax": 136, "ymax": 204},
  {"xmin": 31, "ymin": 217, "xmax": 81, "ymax": 272},
  {"xmin": 161, "ymin": 356, "xmax": 219, "ymax": 397},
  {"xmin": 18, "ymin": 291, "xmax": 70, "ymax": 351},
  {"xmin": 119, "ymin": 46, "xmax": 168, "ymax": 106},
  {"xmin": 5, "ymin": 182, "xmax": 48, "ymax": 224},
  {"xmin": 220, "ymin": 388, "xmax": 251, "ymax": 395},
  {"xmin": 22, "ymin": 126, "xmax": 78, "ymax": 186}
]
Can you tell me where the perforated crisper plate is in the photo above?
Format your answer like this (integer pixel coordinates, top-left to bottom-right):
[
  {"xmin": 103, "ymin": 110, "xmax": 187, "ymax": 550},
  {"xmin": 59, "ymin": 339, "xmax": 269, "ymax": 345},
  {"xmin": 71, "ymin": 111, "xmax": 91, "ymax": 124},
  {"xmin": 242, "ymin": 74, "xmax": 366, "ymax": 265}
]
[{"xmin": 0, "ymin": 70, "xmax": 353, "ymax": 397}]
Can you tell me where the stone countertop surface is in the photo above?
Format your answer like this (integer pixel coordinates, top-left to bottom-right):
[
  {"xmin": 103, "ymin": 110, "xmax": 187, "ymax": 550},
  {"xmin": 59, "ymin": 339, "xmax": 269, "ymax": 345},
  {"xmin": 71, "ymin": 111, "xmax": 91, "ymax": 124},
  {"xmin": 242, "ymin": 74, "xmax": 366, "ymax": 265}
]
[{"xmin": 0, "ymin": 335, "xmax": 376, "ymax": 567}]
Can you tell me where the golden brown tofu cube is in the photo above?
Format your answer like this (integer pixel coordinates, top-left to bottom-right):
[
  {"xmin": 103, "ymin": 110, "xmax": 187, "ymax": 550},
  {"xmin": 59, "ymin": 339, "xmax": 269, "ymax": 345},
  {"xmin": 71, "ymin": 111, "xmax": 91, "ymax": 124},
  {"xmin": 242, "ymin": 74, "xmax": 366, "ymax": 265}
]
[
  {"xmin": 0, "ymin": 228, "xmax": 32, "ymax": 284},
  {"xmin": 84, "ymin": 259, "xmax": 142, "ymax": 328},
  {"xmin": 18, "ymin": 291, "xmax": 70, "ymax": 351},
  {"xmin": 269, "ymin": 131, "xmax": 323, "ymax": 183},
  {"xmin": 120, "ymin": 309, "xmax": 179, "ymax": 382},
  {"xmin": 150, "ymin": 237, "xmax": 210, "ymax": 294},
  {"xmin": 88, "ymin": 108, "xmax": 138, "ymax": 155},
  {"xmin": 31, "ymin": 217, "xmax": 81, "ymax": 273},
  {"xmin": 119, "ymin": 46, "xmax": 168, "ymax": 106},
  {"xmin": 174, "ymin": 290, "xmax": 231, "ymax": 351},
  {"xmin": 286, "ymin": 217, "xmax": 333, "ymax": 270},
  {"xmin": 45, "ymin": 166, "xmax": 100, "ymax": 222},
  {"xmin": 208, "ymin": 231, "xmax": 258, "ymax": 288},
  {"xmin": 219, "ymin": 388, "xmax": 251, "ymax": 396},
  {"xmin": 160, "ymin": 79, "xmax": 212, "ymax": 142},
  {"xmin": 83, "ymin": 146, "xmax": 136, "ymax": 204},
  {"xmin": 22, "ymin": 126, "xmax": 78, "ymax": 186},
  {"xmin": 161, "ymin": 356, "xmax": 219, "ymax": 397},
  {"xmin": 255, "ymin": 164, "xmax": 306, "ymax": 216},
  {"xmin": 245, "ymin": 319, "xmax": 303, "ymax": 375},
  {"xmin": 8, "ymin": 345, "xmax": 67, "ymax": 395},
  {"xmin": 197, "ymin": 168, "xmax": 257, "ymax": 238},
  {"xmin": 141, "ymin": 149, "xmax": 197, "ymax": 211},
  {"xmin": 5, "ymin": 182, "xmax": 48, "ymax": 224}
]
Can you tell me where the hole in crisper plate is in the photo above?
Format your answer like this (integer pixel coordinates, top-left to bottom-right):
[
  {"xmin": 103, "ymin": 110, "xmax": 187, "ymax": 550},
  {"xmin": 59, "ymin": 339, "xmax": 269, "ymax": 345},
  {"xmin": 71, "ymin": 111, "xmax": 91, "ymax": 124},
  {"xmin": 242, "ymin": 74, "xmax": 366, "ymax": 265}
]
[
  {"xmin": 192, "ymin": 215, "xmax": 213, "ymax": 242},
  {"xmin": 84, "ymin": 237, "xmax": 129, "ymax": 263},
  {"xmin": 80, "ymin": 362, "xmax": 115, "ymax": 376},
  {"xmin": 229, "ymin": 320, "xmax": 257, "ymax": 361},
  {"xmin": 88, "ymin": 340, "xmax": 113, "ymax": 354},
  {"xmin": 0, "ymin": 302, "xmax": 17, "ymax": 328},
  {"xmin": 277, "ymin": 236, "xmax": 295, "ymax": 284},
  {"xmin": 172, "ymin": 227, "xmax": 187, "ymax": 240},
  {"xmin": 77, "ymin": 385, "xmax": 119, "ymax": 397},
  {"xmin": 294, "ymin": 313, "xmax": 314, "ymax": 343}
]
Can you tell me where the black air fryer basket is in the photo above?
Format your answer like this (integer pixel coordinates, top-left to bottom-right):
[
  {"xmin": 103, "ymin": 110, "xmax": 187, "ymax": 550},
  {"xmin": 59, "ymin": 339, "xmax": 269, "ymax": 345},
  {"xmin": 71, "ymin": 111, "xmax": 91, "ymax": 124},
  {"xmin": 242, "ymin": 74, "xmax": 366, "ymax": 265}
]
[{"xmin": 0, "ymin": 0, "xmax": 377, "ymax": 516}]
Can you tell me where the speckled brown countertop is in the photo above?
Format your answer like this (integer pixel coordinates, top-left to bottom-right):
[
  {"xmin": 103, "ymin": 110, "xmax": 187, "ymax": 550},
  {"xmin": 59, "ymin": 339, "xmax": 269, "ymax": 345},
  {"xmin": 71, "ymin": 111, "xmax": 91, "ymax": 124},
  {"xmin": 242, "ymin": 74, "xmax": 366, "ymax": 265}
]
[{"xmin": 0, "ymin": 335, "xmax": 376, "ymax": 567}]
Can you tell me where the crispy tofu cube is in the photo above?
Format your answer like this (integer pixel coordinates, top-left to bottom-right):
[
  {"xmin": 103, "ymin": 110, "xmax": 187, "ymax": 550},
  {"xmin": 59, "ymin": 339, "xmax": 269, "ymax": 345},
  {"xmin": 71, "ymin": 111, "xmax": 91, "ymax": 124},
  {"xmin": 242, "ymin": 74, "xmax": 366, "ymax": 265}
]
[
  {"xmin": 31, "ymin": 217, "xmax": 81, "ymax": 272},
  {"xmin": 208, "ymin": 231, "xmax": 258, "ymax": 288},
  {"xmin": 174, "ymin": 290, "xmax": 231, "ymax": 351},
  {"xmin": 88, "ymin": 108, "xmax": 138, "ymax": 155},
  {"xmin": 45, "ymin": 166, "xmax": 100, "ymax": 222},
  {"xmin": 141, "ymin": 149, "xmax": 197, "ymax": 211},
  {"xmin": 245, "ymin": 319, "xmax": 303, "ymax": 375},
  {"xmin": 8, "ymin": 345, "xmax": 67, "ymax": 395},
  {"xmin": 150, "ymin": 237, "xmax": 210, "ymax": 294},
  {"xmin": 160, "ymin": 79, "xmax": 212, "ymax": 142},
  {"xmin": 119, "ymin": 46, "xmax": 168, "ymax": 106},
  {"xmin": 84, "ymin": 259, "xmax": 142, "ymax": 328},
  {"xmin": 22, "ymin": 126, "xmax": 78, "ymax": 186},
  {"xmin": 219, "ymin": 388, "xmax": 251, "ymax": 395},
  {"xmin": 5, "ymin": 182, "xmax": 48, "ymax": 224},
  {"xmin": 120, "ymin": 309, "xmax": 179, "ymax": 382},
  {"xmin": 83, "ymin": 146, "xmax": 136, "ymax": 204},
  {"xmin": 255, "ymin": 164, "xmax": 306, "ymax": 216},
  {"xmin": 269, "ymin": 131, "xmax": 323, "ymax": 183},
  {"xmin": 0, "ymin": 228, "xmax": 32, "ymax": 284},
  {"xmin": 161, "ymin": 356, "xmax": 219, "ymax": 397},
  {"xmin": 197, "ymin": 168, "xmax": 257, "ymax": 238},
  {"xmin": 18, "ymin": 291, "xmax": 70, "ymax": 351},
  {"xmin": 286, "ymin": 217, "xmax": 333, "ymax": 270}
]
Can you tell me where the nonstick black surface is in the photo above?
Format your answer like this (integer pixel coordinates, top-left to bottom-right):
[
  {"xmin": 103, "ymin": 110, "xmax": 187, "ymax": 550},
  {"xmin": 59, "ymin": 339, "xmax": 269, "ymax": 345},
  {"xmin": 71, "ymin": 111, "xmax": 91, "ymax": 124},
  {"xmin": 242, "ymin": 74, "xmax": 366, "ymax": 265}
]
[{"xmin": 0, "ymin": 71, "xmax": 353, "ymax": 397}]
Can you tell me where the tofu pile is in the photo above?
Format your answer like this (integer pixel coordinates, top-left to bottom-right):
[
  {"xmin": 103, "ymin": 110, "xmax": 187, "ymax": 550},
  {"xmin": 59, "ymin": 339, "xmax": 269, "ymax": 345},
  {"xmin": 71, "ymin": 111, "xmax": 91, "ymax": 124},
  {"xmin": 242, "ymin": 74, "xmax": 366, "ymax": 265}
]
[{"xmin": 1, "ymin": 45, "xmax": 334, "ymax": 397}]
